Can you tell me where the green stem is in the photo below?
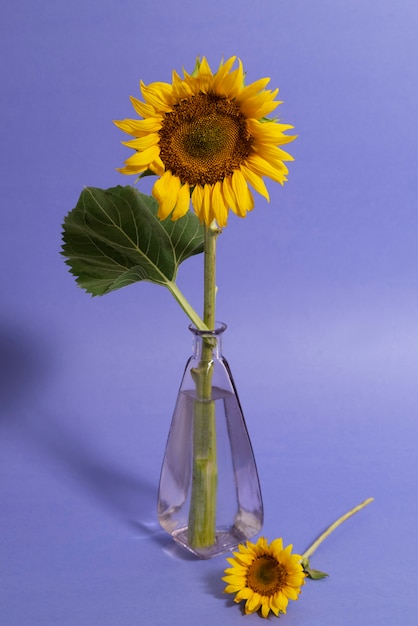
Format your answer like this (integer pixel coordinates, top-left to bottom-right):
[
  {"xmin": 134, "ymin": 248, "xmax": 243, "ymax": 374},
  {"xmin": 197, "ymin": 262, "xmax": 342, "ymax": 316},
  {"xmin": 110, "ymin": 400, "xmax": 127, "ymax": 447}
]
[
  {"xmin": 166, "ymin": 281, "xmax": 208, "ymax": 332},
  {"xmin": 187, "ymin": 221, "xmax": 221, "ymax": 549},
  {"xmin": 203, "ymin": 221, "xmax": 219, "ymax": 330},
  {"xmin": 301, "ymin": 497, "xmax": 374, "ymax": 561}
]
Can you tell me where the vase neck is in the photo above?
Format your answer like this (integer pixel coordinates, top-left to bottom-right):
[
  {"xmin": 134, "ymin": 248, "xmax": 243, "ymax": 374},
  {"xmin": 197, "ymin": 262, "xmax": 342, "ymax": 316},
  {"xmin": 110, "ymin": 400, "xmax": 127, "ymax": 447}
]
[{"xmin": 189, "ymin": 322, "xmax": 227, "ymax": 359}]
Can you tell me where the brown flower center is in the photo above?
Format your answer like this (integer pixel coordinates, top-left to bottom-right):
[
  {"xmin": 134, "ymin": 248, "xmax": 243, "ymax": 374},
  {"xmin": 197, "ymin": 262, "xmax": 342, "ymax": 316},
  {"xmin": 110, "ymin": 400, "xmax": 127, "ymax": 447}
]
[
  {"xmin": 246, "ymin": 555, "xmax": 288, "ymax": 597},
  {"xmin": 158, "ymin": 92, "xmax": 253, "ymax": 186}
]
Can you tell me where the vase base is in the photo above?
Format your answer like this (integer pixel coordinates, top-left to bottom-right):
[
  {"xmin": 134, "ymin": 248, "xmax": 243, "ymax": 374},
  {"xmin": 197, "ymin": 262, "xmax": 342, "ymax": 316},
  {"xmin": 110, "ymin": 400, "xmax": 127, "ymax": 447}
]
[{"xmin": 171, "ymin": 526, "xmax": 251, "ymax": 559}]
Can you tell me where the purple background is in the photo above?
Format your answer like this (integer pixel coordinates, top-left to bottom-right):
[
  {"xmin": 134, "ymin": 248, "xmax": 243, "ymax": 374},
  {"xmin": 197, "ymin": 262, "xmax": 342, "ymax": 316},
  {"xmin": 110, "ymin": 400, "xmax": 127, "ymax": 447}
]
[{"xmin": 1, "ymin": 1, "xmax": 417, "ymax": 624}]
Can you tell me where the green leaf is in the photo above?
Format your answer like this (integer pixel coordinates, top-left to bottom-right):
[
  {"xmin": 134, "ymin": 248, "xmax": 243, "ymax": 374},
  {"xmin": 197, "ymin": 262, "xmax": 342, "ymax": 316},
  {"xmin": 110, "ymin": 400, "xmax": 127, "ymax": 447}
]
[
  {"xmin": 305, "ymin": 567, "xmax": 329, "ymax": 580},
  {"xmin": 301, "ymin": 558, "xmax": 329, "ymax": 580},
  {"xmin": 61, "ymin": 185, "xmax": 205, "ymax": 296}
]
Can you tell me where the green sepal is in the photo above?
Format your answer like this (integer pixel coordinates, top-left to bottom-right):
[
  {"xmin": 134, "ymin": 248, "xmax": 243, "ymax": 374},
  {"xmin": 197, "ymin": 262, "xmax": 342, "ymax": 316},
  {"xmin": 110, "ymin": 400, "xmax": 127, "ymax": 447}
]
[
  {"xmin": 301, "ymin": 558, "xmax": 329, "ymax": 580},
  {"xmin": 135, "ymin": 169, "xmax": 156, "ymax": 180},
  {"xmin": 190, "ymin": 57, "xmax": 201, "ymax": 77},
  {"xmin": 61, "ymin": 185, "xmax": 204, "ymax": 296}
]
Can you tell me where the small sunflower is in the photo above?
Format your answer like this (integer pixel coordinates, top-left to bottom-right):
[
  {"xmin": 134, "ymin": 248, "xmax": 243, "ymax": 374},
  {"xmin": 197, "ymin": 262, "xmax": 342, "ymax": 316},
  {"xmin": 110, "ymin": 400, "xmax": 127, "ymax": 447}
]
[
  {"xmin": 223, "ymin": 537, "xmax": 305, "ymax": 618},
  {"xmin": 114, "ymin": 56, "xmax": 296, "ymax": 227}
]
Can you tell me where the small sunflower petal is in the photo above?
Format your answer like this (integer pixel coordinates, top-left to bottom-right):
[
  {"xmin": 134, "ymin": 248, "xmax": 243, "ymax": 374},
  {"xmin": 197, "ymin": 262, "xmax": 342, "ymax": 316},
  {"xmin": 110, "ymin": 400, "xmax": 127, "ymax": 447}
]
[
  {"xmin": 234, "ymin": 587, "xmax": 253, "ymax": 602},
  {"xmin": 246, "ymin": 592, "xmax": 262, "ymax": 613},
  {"xmin": 222, "ymin": 578, "xmax": 247, "ymax": 593},
  {"xmin": 270, "ymin": 537, "xmax": 284, "ymax": 553},
  {"xmin": 261, "ymin": 601, "xmax": 271, "ymax": 618},
  {"xmin": 223, "ymin": 536, "xmax": 304, "ymax": 617}
]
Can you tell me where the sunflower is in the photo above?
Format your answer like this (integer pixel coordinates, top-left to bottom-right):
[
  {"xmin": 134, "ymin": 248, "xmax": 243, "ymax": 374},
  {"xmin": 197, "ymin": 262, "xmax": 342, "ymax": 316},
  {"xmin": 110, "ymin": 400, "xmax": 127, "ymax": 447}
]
[
  {"xmin": 223, "ymin": 537, "xmax": 305, "ymax": 618},
  {"xmin": 114, "ymin": 56, "xmax": 296, "ymax": 227}
]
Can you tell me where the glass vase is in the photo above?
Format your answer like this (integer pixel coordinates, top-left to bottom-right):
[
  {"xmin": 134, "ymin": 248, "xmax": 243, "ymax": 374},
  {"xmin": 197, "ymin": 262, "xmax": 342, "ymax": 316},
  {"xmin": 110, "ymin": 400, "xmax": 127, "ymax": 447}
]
[{"xmin": 157, "ymin": 322, "xmax": 263, "ymax": 559}]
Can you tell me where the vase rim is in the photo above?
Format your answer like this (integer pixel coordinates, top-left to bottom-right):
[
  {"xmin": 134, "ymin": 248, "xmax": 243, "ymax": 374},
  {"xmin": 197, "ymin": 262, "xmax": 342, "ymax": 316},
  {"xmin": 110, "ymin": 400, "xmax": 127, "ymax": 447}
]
[{"xmin": 188, "ymin": 321, "xmax": 227, "ymax": 337}]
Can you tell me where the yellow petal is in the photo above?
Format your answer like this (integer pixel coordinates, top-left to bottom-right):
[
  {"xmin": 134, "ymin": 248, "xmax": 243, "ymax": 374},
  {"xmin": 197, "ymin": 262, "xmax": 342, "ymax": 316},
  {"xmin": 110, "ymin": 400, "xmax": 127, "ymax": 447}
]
[
  {"xmin": 197, "ymin": 56, "xmax": 213, "ymax": 74},
  {"xmin": 194, "ymin": 56, "xmax": 214, "ymax": 94},
  {"xmin": 140, "ymin": 80, "xmax": 173, "ymax": 112},
  {"xmin": 261, "ymin": 600, "xmax": 271, "ymax": 618},
  {"xmin": 215, "ymin": 56, "xmax": 236, "ymax": 77},
  {"xmin": 214, "ymin": 58, "xmax": 244, "ymax": 99},
  {"xmin": 240, "ymin": 164, "xmax": 270, "ymax": 201},
  {"xmin": 124, "ymin": 145, "xmax": 160, "ymax": 169},
  {"xmin": 255, "ymin": 143, "xmax": 295, "ymax": 162},
  {"xmin": 171, "ymin": 183, "xmax": 190, "ymax": 220},
  {"xmin": 191, "ymin": 185, "xmax": 205, "ymax": 221},
  {"xmin": 212, "ymin": 56, "xmax": 237, "ymax": 94},
  {"xmin": 202, "ymin": 184, "xmax": 213, "ymax": 224},
  {"xmin": 114, "ymin": 117, "xmax": 162, "ymax": 137},
  {"xmin": 221, "ymin": 176, "xmax": 239, "ymax": 215},
  {"xmin": 283, "ymin": 585, "xmax": 300, "ymax": 600},
  {"xmin": 238, "ymin": 541, "xmax": 255, "ymax": 553},
  {"xmin": 225, "ymin": 585, "xmax": 242, "ymax": 594},
  {"xmin": 269, "ymin": 602, "xmax": 280, "ymax": 617},
  {"xmin": 270, "ymin": 538, "xmax": 284, "ymax": 553},
  {"xmin": 173, "ymin": 77, "xmax": 193, "ymax": 101},
  {"xmin": 231, "ymin": 169, "xmax": 254, "ymax": 217},
  {"xmin": 234, "ymin": 587, "xmax": 252, "ymax": 602},
  {"xmin": 238, "ymin": 76, "xmax": 271, "ymax": 101},
  {"xmin": 152, "ymin": 171, "xmax": 181, "ymax": 220},
  {"xmin": 240, "ymin": 90, "xmax": 281, "ymax": 119},
  {"xmin": 246, "ymin": 118, "xmax": 294, "ymax": 144},
  {"xmin": 150, "ymin": 156, "xmax": 165, "ymax": 176},
  {"xmin": 116, "ymin": 165, "xmax": 141, "ymax": 175},
  {"xmin": 122, "ymin": 133, "xmax": 160, "ymax": 150},
  {"xmin": 225, "ymin": 563, "xmax": 249, "ymax": 575},
  {"xmin": 246, "ymin": 592, "xmax": 262, "ymax": 613},
  {"xmin": 246, "ymin": 154, "xmax": 288, "ymax": 184},
  {"xmin": 274, "ymin": 591, "xmax": 289, "ymax": 613},
  {"xmin": 129, "ymin": 96, "xmax": 155, "ymax": 118},
  {"xmin": 212, "ymin": 180, "xmax": 228, "ymax": 227}
]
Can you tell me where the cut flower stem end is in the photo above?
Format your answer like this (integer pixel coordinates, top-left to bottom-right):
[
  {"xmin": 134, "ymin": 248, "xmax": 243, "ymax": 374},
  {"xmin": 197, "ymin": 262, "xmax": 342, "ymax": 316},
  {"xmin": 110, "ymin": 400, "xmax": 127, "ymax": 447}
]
[{"xmin": 301, "ymin": 497, "xmax": 374, "ymax": 562}]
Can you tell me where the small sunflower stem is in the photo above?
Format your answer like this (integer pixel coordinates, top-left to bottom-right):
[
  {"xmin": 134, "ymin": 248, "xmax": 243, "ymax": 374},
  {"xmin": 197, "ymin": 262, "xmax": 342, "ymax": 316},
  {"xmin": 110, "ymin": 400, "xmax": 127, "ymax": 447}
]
[
  {"xmin": 301, "ymin": 497, "xmax": 374, "ymax": 561},
  {"xmin": 188, "ymin": 221, "xmax": 221, "ymax": 549}
]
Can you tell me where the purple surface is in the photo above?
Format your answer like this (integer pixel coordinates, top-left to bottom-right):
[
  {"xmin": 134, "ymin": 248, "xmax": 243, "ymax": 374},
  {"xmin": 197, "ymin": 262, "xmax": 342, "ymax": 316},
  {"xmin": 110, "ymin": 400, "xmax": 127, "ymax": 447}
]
[{"xmin": 1, "ymin": 1, "xmax": 417, "ymax": 624}]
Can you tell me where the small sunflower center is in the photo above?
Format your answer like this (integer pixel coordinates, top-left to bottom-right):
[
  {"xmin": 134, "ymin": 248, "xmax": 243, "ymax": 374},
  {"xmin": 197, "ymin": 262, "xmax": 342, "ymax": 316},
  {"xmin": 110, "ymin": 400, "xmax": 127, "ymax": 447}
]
[
  {"xmin": 158, "ymin": 92, "xmax": 253, "ymax": 186},
  {"xmin": 247, "ymin": 556, "xmax": 288, "ymax": 597}
]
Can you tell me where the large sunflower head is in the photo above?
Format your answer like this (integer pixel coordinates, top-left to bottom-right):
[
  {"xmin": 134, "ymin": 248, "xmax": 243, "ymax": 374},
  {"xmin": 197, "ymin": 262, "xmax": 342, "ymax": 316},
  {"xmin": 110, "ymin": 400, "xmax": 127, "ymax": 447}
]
[
  {"xmin": 114, "ymin": 56, "xmax": 296, "ymax": 228},
  {"xmin": 223, "ymin": 536, "xmax": 305, "ymax": 618}
]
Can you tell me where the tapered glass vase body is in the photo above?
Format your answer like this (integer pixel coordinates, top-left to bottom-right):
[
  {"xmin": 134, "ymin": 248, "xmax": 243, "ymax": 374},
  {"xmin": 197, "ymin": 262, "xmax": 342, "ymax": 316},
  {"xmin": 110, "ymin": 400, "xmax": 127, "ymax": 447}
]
[{"xmin": 157, "ymin": 323, "xmax": 263, "ymax": 559}]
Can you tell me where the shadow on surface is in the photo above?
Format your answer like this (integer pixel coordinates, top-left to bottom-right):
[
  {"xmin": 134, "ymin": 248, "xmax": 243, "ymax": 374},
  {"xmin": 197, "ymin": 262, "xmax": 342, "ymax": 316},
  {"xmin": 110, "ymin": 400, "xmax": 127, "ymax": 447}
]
[
  {"xmin": 130, "ymin": 521, "xmax": 200, "ymax": 561},
  {"xmin": 0, "ymin": 318, "xmax": 158, "ymax": 527},
  {"xmin": 29, "ymin": 408, "xmax": 157, "ymax": 525},
  {"xmin": 204, "ymin": 567, "xmax": 233, "ymax": 601},
  {"xmin": 0, "ymin": 318, "xmax": 195, "ymax": 555},
  {"xmin": 0, "ymin": 319, "xmax": 51, "ymax": 417}
]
